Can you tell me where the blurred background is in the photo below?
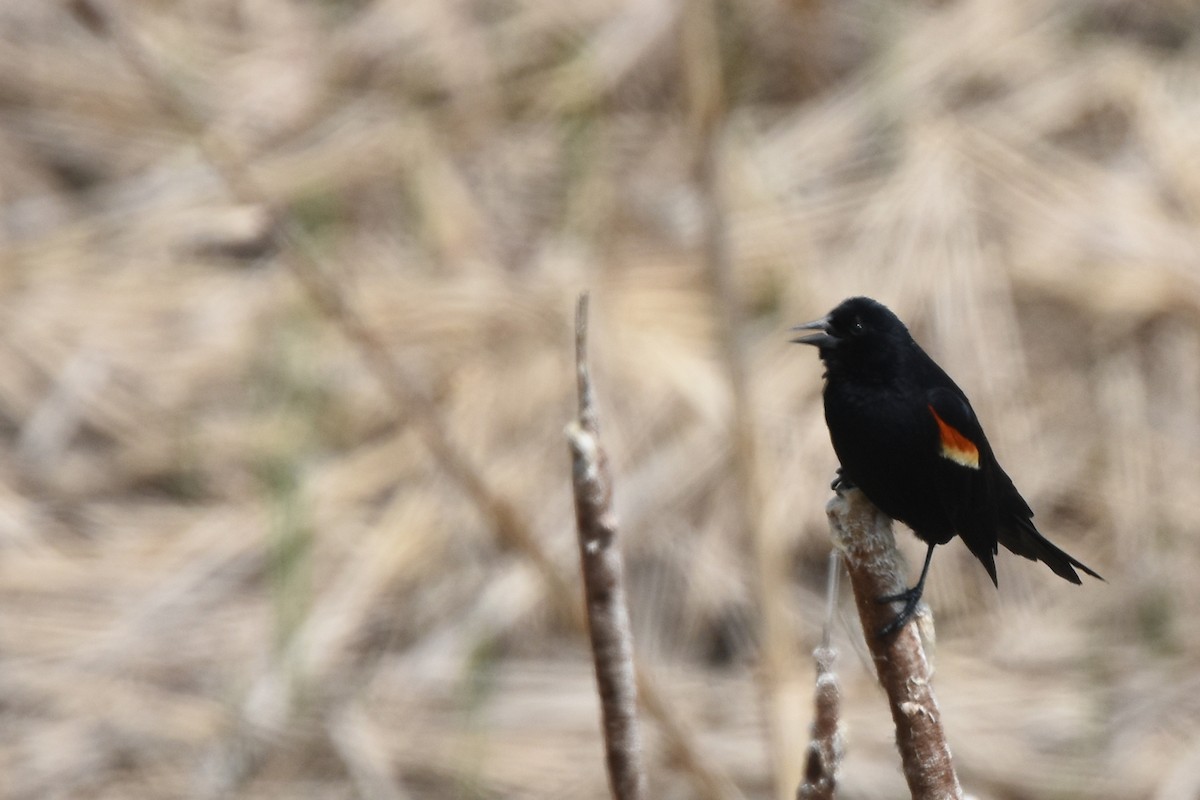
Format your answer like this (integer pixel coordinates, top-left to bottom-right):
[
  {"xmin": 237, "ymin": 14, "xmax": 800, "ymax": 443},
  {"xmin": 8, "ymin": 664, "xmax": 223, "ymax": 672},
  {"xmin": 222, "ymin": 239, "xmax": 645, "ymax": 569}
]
[{"xmin": 2, "ymin": 0, "xmax": 1200, "ymax": 798}]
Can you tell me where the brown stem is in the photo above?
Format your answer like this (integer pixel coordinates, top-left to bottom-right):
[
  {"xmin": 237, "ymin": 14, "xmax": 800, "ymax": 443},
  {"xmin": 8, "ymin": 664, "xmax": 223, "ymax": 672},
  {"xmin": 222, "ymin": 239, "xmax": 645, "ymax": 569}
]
[
  {"xmin": 826, "ymin": 490, "xmax": 963, "ymax": 800},
  {"xmin": 796, "ymin": 552, "xmax": 844, "ymax": 800},
  {"xmin": 567, "ymin": 294, "xmax": 648, "ymax": 800}
]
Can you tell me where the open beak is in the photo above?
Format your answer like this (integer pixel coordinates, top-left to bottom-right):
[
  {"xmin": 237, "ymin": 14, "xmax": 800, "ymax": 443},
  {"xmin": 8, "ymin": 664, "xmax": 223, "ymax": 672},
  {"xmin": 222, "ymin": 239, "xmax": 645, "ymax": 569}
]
[{"xmin": 790, "ymin": 315, "xmax": 835, "ymax": 348}]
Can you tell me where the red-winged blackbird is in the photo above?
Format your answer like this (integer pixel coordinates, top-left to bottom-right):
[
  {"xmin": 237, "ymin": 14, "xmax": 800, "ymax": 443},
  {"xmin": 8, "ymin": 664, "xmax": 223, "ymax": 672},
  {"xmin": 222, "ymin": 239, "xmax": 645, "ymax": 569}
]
[{"xmin": 793, "ymin": 297, "xmax": 1102, "ymax": 636}]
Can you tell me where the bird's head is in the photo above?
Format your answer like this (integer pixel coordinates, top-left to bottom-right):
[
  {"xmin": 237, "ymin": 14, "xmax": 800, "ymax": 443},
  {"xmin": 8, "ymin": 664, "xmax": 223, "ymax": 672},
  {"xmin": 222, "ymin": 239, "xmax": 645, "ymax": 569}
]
[{"xmin": 791, "ymin": 296, "xmax": 914, "ymax": 380}]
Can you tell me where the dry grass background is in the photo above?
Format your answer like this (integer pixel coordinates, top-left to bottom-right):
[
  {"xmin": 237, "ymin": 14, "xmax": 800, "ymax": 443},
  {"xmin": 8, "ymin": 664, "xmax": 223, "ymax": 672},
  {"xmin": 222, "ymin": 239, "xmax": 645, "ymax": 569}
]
[{"xmin": 2, "ymin": 0, "xmax": 1200, "ymax": 798}]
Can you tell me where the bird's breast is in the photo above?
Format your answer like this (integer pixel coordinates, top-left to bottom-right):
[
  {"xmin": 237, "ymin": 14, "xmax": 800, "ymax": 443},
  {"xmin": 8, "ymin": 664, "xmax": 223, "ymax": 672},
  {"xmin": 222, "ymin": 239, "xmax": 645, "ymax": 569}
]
[{"xmin": 822, "ymin": 381, "xmax": 950, "ymax": 538}]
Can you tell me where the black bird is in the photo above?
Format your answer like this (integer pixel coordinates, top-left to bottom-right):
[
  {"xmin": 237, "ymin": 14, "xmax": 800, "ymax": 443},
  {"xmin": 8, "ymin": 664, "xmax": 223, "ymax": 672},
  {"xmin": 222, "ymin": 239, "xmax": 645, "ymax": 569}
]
[{"xmin": 793, "ymin": 296, "xmax": 1102, "ymax": 636}]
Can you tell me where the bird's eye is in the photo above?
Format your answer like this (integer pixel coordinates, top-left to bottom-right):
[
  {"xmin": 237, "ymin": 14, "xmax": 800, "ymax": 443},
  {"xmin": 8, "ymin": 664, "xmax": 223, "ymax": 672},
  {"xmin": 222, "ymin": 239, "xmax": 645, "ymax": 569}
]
[{"xmin": 850, "ymin": 318, "xmax": 865, "ymax": 335}]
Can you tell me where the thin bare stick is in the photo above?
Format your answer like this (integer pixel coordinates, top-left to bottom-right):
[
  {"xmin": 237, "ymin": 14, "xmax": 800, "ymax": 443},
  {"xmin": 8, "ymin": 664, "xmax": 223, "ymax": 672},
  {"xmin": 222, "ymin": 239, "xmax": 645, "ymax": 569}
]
[
  {"xmin": 796, "ymin": 552, "xmax": 844, "ymax": 800},
  {"xmin": 567, "ymin": 294, "xmax": 648, "ymax": 800},
  {"xmin": 826, "ymin": 489, "xmax": 963, "ymax": 800}
]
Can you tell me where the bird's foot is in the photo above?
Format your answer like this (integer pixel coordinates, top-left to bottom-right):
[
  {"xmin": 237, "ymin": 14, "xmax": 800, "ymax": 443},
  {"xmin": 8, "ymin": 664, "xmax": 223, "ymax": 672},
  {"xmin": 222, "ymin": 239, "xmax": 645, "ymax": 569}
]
[
  {"xmin": 830, "ymin": 468, "xmax": 856, "ymax": 494},
  {"xmin": 875, "ymin": 586, "xmax": 922, "ymax": 639}
]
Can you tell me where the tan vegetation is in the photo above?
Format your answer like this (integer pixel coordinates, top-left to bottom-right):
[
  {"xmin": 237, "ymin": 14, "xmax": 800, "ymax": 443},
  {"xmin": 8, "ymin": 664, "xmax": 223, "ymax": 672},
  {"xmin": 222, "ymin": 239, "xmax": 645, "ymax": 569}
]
[{"xmin": 2, "ymin": 0, "xmax": 1200, "ymax": 797}]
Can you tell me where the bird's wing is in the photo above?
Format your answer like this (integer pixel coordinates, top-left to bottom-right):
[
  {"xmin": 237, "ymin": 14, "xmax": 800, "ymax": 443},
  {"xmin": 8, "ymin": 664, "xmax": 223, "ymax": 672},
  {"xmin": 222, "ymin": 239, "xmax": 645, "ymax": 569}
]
[
  {"xmin": 925, "ymin": 386, "xmax": 1000, "ymax": 585},
  {"xmin": 925, "ymin": 387, "xmax": 986, "ymax": 471}
]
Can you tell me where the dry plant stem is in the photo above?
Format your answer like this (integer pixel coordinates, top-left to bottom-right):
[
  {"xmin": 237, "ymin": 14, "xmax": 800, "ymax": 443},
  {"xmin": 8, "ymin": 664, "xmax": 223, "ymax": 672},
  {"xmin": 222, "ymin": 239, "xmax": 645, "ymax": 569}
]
[
  {"xmin": 567, "ymin": 294, "xmax": 648, "ymax": 800},
  {"xmin": 826, "ymin": 490, "xmax": 963, "ymax": 800},
  {"xmin": 682, "ymin": 4, "xmax": 798, "ymax": 798},
  {"xmin": 85, "ymin": 6, "xmax": 744, "ymax": 798},
  {"xmin": 796, "ymin": 552, "xmax": 844, "ymax": 800}
]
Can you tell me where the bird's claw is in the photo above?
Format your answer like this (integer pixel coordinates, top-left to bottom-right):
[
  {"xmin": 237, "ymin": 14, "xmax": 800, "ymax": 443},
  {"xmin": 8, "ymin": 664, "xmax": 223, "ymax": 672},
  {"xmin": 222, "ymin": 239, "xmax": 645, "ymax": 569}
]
[
  {"xmin": 875, "ymin": 586, "xmax": 921, "ymax": 639},
  {"xmin": 830, "ymin": 468, "xmax": 856, "ymax": 494},
  {"xmin": 876, "ymin": 586, "xmax": 919, "ymax": 605}
]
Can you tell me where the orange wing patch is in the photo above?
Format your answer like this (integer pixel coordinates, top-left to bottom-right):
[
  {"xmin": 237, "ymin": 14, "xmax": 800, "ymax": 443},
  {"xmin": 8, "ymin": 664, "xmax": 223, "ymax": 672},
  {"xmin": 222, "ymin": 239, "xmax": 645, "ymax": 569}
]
[{"xmin": 928, "ymin": 404, "xmax": 980, "ymax": 469}]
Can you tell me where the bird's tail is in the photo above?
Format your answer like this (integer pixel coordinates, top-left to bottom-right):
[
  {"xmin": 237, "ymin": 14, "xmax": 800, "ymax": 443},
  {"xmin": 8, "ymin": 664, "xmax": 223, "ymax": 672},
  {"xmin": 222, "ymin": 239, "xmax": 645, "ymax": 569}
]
[{"xmin": 999, "ymin": 516, "xmax": 1103, "ymax": 584}]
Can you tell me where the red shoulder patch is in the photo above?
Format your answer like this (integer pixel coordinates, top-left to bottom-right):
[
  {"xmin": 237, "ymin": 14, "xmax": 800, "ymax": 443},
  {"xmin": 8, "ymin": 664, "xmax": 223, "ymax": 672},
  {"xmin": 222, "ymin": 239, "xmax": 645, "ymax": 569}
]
[{"xmin": 928, "ymin": 404, "xmax": 980, "ymax": 469}]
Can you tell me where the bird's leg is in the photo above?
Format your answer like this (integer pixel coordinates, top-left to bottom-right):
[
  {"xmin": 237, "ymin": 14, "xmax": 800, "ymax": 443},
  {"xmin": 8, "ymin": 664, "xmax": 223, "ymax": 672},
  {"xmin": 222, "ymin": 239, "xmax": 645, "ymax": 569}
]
[
  {"xmin": 875, "ymin": 542, "xmax": 936, "ymax": 638},
  {"xmin": 830, "ymin": 467, "xmax": 856, "ymax": 494}
]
